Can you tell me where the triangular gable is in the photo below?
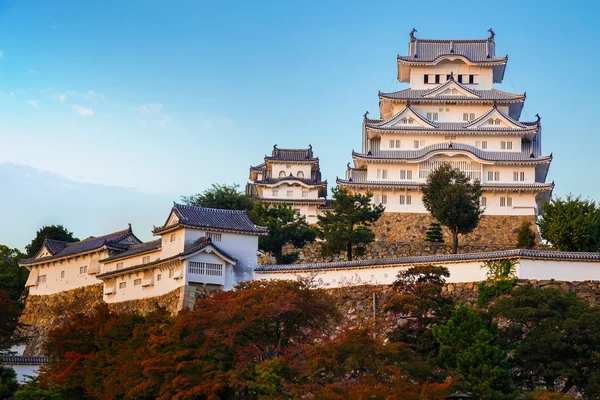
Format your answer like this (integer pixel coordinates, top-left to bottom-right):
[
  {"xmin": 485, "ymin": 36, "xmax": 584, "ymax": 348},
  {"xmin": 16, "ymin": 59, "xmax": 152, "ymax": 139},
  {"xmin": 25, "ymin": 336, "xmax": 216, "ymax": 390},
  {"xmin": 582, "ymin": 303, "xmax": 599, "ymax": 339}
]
[
  {"xmin": 466, "ymin": 107, "xmax": 527, "ymax": 129},
  {"xmin": 181, "ymin": 243, "xmax": 237, "ymax": 265},
  {"xmin": 423, "ymin": 80, "xmax": 480, "ymax": 98},
  {"xmin": 372, "ymin": 106, "xmax": 437, "ymax": 129},
  {"xmin": 166, "ymin": 211, "xmax": 180, "ymax": 226},
  {"xmin": 35, "ymin": 245, "xmax": 53, "ymax": 259}
]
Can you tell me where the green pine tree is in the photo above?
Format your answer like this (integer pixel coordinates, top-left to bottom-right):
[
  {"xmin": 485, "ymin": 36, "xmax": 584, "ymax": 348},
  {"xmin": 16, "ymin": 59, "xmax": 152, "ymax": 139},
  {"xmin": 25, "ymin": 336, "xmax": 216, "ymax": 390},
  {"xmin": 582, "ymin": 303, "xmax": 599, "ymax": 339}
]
[{"xmin": 424, "ymin": 222, "xmax": 444, "ymax": 243}]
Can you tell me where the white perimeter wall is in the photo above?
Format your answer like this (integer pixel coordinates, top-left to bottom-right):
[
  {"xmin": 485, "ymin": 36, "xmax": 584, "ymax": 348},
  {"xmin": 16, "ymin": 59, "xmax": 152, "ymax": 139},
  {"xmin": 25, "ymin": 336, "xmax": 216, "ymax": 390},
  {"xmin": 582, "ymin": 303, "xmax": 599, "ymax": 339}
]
[{"xmin": 255, "ymin": 259, "xmax": 600, "ymax": 288}]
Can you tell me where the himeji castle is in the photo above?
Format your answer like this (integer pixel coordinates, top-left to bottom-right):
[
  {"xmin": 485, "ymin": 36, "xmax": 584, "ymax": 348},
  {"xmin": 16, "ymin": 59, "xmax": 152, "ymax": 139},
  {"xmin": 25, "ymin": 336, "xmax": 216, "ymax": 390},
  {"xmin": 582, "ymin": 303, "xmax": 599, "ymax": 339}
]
[
  {"xmin": 247, "ymin": 145, "xmax": 328, "ymax": 224},
  {"xmin": 337, "ymin": 29, "xmax": 553, "ymax": 217}
]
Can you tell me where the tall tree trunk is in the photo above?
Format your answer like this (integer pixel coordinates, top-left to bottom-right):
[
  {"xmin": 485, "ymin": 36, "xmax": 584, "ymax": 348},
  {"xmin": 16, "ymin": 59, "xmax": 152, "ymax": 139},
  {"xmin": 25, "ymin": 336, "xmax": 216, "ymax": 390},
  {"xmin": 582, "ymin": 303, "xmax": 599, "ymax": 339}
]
[
  {"xmin": 347, "ymin": 241, "xmax": 353, "ymax": 261},
  {"xmin": 452, "ymin": 229, "xmax": 459, "ymax": 254}
]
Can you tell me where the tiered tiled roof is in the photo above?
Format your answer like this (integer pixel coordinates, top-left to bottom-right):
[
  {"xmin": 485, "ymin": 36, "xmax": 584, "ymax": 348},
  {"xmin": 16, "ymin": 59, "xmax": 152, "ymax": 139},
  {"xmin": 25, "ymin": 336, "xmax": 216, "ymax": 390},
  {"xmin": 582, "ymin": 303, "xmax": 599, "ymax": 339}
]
[
  {"xmin": 265, "ymin": 145, "xmax": 317, "ymax": 162},
  {"xmin": 352, "ymin": 143, "xmax": 551, "ymax": 164},
  {"xmin": 255, "ymin": 249, "xmax": 597, "ymax": 273},
  {"xmin": 400, "ymin": 29, "xmax": 506, "ymax": 63},
  {"xmin": 153, "ymin": 203, "xmax": 268, "ymax": 236},
  {"xmin": 1, "ymin": 356, "xmax": 49, "ymax": 365},
  {"xmin": 379, "ymin": 87, "xmax": 524, "ymax": 102},
  {"xmin": 253, "ymin": 170, "xmax": 326, "ymax": 186},
  {"xmin": 336, "ymin": 177, "xmax": 554, "ymax": 192},
  {"xmin": 20, "ymin": 226, "xmax": 140, "ymax": 265},
  {"xmin": 100, "ymin": 239, "xmax": 162, "ymax": 263},
  {"xmin": 97, "ymin": 237, "xmax": 236, "ymax": 279}
]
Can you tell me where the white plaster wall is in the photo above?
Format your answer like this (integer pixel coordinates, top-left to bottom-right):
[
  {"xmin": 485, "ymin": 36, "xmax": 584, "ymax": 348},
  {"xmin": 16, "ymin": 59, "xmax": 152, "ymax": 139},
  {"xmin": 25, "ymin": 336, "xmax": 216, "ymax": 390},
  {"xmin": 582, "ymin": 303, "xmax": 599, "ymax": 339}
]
[
  {"xmin": 26, "ymin": 250, "xmax": 107, "ymax": 296},
  {"xmin": 185, "ymin": 251, "xmax": 234, "ymax": 289},
  {"xmin": 103, "ymin": 261, "xmax": 185, "ymax": 303},
  {"xmin": 377, "ymin": 134, "xmax": 523, "ymax": 152},
  {"xmin": 271, "ymin": 163, "xmax": 312, "ymax": 179},
  {"xmin": 158, "ymin": 228, "xmax": 186, "ymax": 258},
  {"xmin": 255, "ymin": 261, "xmax": 489, "ymax": 288},
  {"xmin": 184, "ymin": 228, "xmax": 260, "ymax": 284},
  {"xmin": 518, "ymin": 259, "xmax": 600, "ymax": 281},
  {"xmin": 101, "ymin": 249, "xmax": 162, "ymax": 274},
  {"xmin": 391, "ymin": 104, "xmax": 507, "ymax": 123},
  {"xmin": 409, "ymin": 61, "xmax": 494, "ymax": 90},
  {"xmin": 263, "ymin": 182, "xmax": 321, "ymax": 199}
]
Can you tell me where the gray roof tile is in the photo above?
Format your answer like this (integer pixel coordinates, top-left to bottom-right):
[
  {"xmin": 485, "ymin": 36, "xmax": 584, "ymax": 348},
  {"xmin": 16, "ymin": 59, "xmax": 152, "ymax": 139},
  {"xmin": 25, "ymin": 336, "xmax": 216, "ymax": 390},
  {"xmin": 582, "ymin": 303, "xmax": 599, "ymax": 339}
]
[
  {"xmin": 20, "ymin": 226, "xmax": 139, "ymax": 265},
  {"xmin": 1, "ymin": 356, "xmax": 49, "ymax": 365},
  {"xmin": 153, "ymin": 204, "xmax": 268, "ymax": 235},
  {"xmin": 255, "ymin": 249, "xmax": 600, "ymax": 272},
  {"xmin": 380, "ymin": 87, "xmax": 524, "ymax": 101},
  {"xmin": 265, "ymin": 145, "xmax": 315, "ymax": 161},
  {"xmin": 400, "ymin": 37, "xmax": 506, "ymax": 63},
  {"xmin": 100, "ymin": 239, "xmax": 162, "ymax": 263}
]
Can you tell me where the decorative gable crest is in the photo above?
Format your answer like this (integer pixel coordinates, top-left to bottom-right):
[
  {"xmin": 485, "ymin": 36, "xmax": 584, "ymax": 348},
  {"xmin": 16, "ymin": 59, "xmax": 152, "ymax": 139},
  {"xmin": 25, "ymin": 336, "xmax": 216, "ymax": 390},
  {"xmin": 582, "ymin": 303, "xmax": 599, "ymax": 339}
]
[
  {"xmin": 373, "ymin": 105, "xmax": 437, "ymax": 130},
  {"xmin": 465, "ymin": 106, "xmax": 527, "ymax": 130},
  {"xmin": 423, "ymin": 80, "xmax": 480, "ymax": 98}
]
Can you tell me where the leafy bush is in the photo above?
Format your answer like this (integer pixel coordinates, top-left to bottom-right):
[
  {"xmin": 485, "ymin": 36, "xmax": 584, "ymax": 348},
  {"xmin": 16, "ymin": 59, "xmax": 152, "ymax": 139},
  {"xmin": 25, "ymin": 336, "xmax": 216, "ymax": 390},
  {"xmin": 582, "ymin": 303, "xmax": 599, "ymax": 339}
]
[
  {"xmin": 517, "ymin": 221, "xmax": 536, "ymax": 249},
  {"xmin": 477, "ymin": 279, "xmax": 518, "ymax": 307}
]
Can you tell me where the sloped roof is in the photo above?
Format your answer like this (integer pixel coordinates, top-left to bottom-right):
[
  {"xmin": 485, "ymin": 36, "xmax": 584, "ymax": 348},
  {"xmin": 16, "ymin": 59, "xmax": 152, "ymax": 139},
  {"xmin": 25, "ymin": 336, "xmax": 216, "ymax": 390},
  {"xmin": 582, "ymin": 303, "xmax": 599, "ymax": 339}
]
[
  {"xmin": 100, "ymin": 239, "xmax": 162, "ymax": 263},
  {"xmin": 255, "ymin": 249, "xmax": 600, "ymax": 272},
  {"xmin": 20, "ymin": 226, "xmax": 139, "ymax": 265},
  {"xmin": 96, "ymin": 237, "xmax": 236, "ymax": 279},
  {"xmin": 379, "ymin": 87, "xmax": 524, "ymax": 102},
  {"xmin": 153, "ymin": 203, "xmax": 268, "ymax": 236},
  {"xmin": 265, "ymin": 145, "xmax": 316, "ymax": 161},
  {"xmin": 1, "ymin": 356, "xmax": 49, "ymax": 365},
  {"xmin": 352, "ymin": 143, "xmax": 552, "ymax": 163}
]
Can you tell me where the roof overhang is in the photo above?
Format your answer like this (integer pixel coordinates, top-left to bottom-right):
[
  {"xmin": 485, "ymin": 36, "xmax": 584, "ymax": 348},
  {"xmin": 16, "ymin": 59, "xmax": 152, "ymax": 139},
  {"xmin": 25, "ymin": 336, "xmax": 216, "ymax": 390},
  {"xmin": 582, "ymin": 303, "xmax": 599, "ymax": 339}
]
[
  {"xmin": 152, "ymin": 223, "xmax": 268, "ymax": 237},
  {"xmin": 397, "ymin": 55, "xmax": 507, "ymax": 83}
]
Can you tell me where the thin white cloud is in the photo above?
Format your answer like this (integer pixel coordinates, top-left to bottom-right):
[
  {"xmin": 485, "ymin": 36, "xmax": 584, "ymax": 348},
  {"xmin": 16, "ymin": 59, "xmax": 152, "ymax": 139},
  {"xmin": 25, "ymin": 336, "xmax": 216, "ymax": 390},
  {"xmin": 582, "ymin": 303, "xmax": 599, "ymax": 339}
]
[
  {"xmin": 134, "ymin": 102, "xmax": 162, "ymax": 117},
  {"xmin": 28, "ymin": 100, "xmax": 39, "ymax": 108},
  {"xmin": 83, "ymin": 90, "xmax": 105, "ymax": 101},
  {"xmin": 10, "ymin": 92, "xmax": 15, "ymax": 97},
  {"xmin": 51, "ymin": 22, "xmax": 63, "ymax": 29},
  {"xmin": 158, "ymin": 114, "xmax": 173, "ymax": 127},
  {"xmin": 72, "ymin": 104, "xmax": 94, "ymax": 116}
]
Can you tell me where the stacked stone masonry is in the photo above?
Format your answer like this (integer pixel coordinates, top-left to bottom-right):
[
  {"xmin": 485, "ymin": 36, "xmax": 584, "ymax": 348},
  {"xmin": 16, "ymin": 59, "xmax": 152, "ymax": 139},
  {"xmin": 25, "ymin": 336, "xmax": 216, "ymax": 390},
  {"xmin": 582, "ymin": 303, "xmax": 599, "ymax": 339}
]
[{"xmin": 284, "ymin": 214, "xmax": 538, "ymax": 264}]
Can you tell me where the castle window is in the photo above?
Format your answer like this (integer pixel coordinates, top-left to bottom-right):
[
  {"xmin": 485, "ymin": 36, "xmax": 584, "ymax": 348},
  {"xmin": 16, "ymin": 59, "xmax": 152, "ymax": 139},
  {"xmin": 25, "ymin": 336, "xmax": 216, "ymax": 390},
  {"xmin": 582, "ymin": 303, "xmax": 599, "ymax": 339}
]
[
  {"xmin": 278, "ymin": 171, "xmax": 286, "ymax": 177},
  {"xmin": 399, "ymin": 195, "xmax": 412, "ymax": 205},
  {"xmin": 287, "ymin": 190, "xmax": 293, "ymax": 197},
  {"xmin": 395, "ymin": 139, "xmax": 401, "ymax": 148},
  {"xmin": 373, "ymin": 194, "xmax": 380, "ymax": 204},
  {"xmin": 206, "ymin": 232, "xmax": 222, "ymax": 242},
  {"xmin": 435, "ymin": 75, "xmax": 440, "ymax": 83},
  {"xmin": 389, "ymin": 140, "xmax": 395, "ymax": 148},
  {"xmin": 38, "ymin": 275, "xmax": 46, "ymax": 284},
  {"xmin": 424, "ymin": 74, "xmax": 429, "ymax": 84},
  {"xmin": 500, "ymin": 197, "xmax": 512, "ymax": 207},
  {"xmin": 469, "ymin": 75, "xmax": 475, "ymax": 84},
  {"xmin": 513, "ymin": 171, "xmax": 525, "ymax": 182},
  {"xmin": 297, "ymin": 171, "xmax": 304, "ymax": 178},
  {"xmin": 488, "ymin": 119, "xmax": 494, "ymax": 125},
  {"xmin": 475, "ymin": 141, "xmax": 481, "ymax": 148},
  {"xmin": 399, "ymin": 170, "xmax": 412, "ymax": 180},
  {"xmin": 272, "ymin": 189, "xmax": 279, "ymax": 197},
  {"xmin": 170, "ymin": 234, "xmax": 176, "ymax": 243},
  {"xmin": 470, "ymin": 113, "xmax": 475, "ymax": 121},
  {"xmin": 381, "ymin": 195, "xmax": 387, "ymax": 204},
  {"xmin": 79, "ymin": 266, "xmax": 87, "ymax": 274},
  {"xmin": 408, "ymin": 118, "xmax": 414, "ymax": 124},
  {"xmin": 414, "ymin": 140, "xmax": 420, "ymax": 149},
  {"xmin": 444, "ymin": 135, "xmax": 457, "ymax": 141},
  {"xmin": 119, "ymin": 282, "xmax": 126, "ymax": 289},
  {"xmin": 446, "ymin": 74, "xmax": 451, "ymax": 81},
  {"xmin": 401, "ymin": 118, "xmax": 407, "ymax": 124},
  {"xmin": 134, "ymin": 279, "xmax": 142, "ymax": 286},
  {"xmin": 116, "ymin": 262, "xmax": 123, "ymax": 270},
  {"xmin": 501, "ymin": 141, "xmax": 512, "ymax": 150},
  {"xmin": 377, "ymin": 169, "xmax": 388, "ymax": 179},
  {"xmin": 302, "ymin": 191, "xmax": 309, "ymax": 198},
  {"xmin": 495, "ymin": 119, "xmax": 500, "ymax": 125},
  {"xmin": 481, "ymin": 141, "xmax": 488, "ymax": 149},
  {"xmin": 169, "ymin": 269, "xmax": 174, "ymax": 278},
  {"xmin": 457, "ymin": 74, "xmax": 463, "ymax": 83},
  {"xmin": 487, "ymin": 171, "xmax": 500, "ymax": 181},
  {"xmin": 157, "ymin": 274, "xmax": 161, "ymax": 281},
  {"xmin": 61, "ymin": 271, "xmax": 65, "ymax": 279},
  {"xmin": 481, "ymin": 197, "xmax": 487, "ymax": 206}
]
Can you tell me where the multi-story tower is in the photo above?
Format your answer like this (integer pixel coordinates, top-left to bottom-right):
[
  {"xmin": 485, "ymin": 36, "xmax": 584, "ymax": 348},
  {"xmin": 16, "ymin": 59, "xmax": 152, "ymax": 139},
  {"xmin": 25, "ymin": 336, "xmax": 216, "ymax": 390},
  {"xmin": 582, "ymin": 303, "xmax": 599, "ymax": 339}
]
[
  {"xmin": 247, "ymin": 145, "xmax": 327, "ymax": 224},
  {"xmin": 337, "ymin": 29, "xmax": 553, "ymax": 218}
]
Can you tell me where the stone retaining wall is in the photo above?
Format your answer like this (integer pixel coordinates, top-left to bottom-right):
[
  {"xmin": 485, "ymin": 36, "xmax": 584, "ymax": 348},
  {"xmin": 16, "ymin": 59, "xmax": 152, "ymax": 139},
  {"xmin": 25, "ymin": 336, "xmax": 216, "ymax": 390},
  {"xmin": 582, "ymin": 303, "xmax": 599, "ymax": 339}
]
[{"xmin": 283, "ymin": 213, "xmax": 538, "ymax": 264}]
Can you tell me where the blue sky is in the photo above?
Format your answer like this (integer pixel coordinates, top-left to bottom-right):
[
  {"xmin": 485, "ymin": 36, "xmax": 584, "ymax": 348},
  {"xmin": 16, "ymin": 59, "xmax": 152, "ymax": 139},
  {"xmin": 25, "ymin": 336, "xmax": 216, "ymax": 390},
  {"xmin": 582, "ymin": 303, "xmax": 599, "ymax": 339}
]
[{"xmin": 0, "ymin": 0, "xmax": 598, "ymax": 250}]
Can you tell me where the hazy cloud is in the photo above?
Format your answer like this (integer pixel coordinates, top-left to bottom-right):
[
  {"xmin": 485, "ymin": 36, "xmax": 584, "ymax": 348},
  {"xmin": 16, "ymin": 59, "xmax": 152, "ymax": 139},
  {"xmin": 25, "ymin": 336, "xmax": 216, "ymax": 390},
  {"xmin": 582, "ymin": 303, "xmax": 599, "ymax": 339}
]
[
  {"xmin": 158, "ymin": 114, "xmax": 173, "ymax": 127},
  {"xmin": 83, "ymin": 90, "xmax": 105, "ymax": 101},
  {"xmin": 72, "ymin": 104, "xmax": 94, "ymax": 116},
  {"xmin": 51, "ymin": 22, "xmax": 63, "ymax": 29},
  {"xmin": 28, "ymin": 100, "xmax": 39, "ymax": 108},
  {"xmin": 134, "ymin": 102, "xmax": 162, "ymax": 117},
  {"xmin": 51, "ymin": 91, "xmax": 74, "ymax": 102}
]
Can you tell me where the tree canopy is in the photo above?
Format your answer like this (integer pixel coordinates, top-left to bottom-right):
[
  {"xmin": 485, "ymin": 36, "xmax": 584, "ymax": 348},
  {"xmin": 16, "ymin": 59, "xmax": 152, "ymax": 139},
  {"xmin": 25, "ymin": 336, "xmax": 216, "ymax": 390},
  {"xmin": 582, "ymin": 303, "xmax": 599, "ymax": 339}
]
[
  {"xmin": 25, "ymin": 225, "xmax": 79, "ymax": 258},
  {"xmin": 517, "ymin": 220, "xmax": 537, "ymax": 249},
  {"xmin": 181, "ymin": 183, "xmax": 254, "ymax": 213},
  {"xmin": 538, "ymin": 195, "xmax": 600, "ymax": 251},
  {"xmin": 317, "ymin": 187, "xmax": 384, "ymax": 261},
  {"xmin": 249, "ymin": 202, "xmax": 316, "ymax": 264},
  {"xmin": 421, "ymin": 163, "xmax": 483, "ymax": 254},
  {"xmin": 0, "ymin": 245, "xmax": 27, "ymax": 301}
]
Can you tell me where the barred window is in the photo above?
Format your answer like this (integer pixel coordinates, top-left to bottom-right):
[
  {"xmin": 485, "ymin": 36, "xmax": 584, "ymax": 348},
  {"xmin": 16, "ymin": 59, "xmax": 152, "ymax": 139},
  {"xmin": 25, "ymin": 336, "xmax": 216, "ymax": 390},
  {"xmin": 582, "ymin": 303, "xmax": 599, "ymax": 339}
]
[
  {"xmin": 206, "ymin": 232, "xmax": 222, "ymax": 242},
  {"xmin": 188, "ymin": 261, "xmax": 224, "ymax": 277}
]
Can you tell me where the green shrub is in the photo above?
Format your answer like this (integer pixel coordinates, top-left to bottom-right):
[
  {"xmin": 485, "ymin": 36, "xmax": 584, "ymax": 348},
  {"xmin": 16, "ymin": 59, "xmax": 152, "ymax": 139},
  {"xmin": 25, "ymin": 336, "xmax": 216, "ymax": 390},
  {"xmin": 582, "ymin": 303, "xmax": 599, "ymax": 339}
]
[
  {"xmin": 477, "ymin": 279, "xmax": 517, "ymax": 307},
  {"xmin": 517, "ymin": 221, "xmax": 536, "ymax": 249}
]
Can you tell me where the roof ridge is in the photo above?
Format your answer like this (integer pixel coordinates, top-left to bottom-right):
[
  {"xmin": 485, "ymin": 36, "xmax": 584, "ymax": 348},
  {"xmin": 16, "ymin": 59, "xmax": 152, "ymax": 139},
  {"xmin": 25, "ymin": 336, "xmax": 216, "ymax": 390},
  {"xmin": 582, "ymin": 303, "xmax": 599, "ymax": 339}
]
[
  {"xmin": 415, "ymin": 38, "xmax": 490, "ymax": 43},
  {"xmin": 174, "ymin": 203, "xmax": 247, "ymax": 214}
]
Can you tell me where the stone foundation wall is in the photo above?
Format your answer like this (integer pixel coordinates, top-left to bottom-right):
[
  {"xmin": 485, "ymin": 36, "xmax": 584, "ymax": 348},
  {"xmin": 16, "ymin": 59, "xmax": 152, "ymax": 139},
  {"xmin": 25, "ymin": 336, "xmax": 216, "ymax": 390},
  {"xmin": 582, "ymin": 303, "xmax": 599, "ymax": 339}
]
[
  {"xmin": 19, "ymin": 284, "xmax": 105, "ymax": 356},
  {"xmin": 18, "ymin": 284, "xmax": 209, "ymax": 356},
  {"xmin": 328, "ymin": 280, "xmax": 600, "ymax": 323},
  {"xmin": 282, "ymin": 213, "xmax": 538, "ymax": 264}
]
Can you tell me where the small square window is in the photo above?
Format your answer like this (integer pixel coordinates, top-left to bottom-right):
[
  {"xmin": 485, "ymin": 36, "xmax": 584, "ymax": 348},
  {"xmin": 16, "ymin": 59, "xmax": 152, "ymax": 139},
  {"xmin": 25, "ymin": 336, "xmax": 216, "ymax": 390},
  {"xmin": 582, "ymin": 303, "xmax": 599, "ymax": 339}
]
[
  {"xmin": 302, "ymin": 191, "xmax": 309, "ymax": 198},
  {"xmin": 79, "ymin": 266, "xmax": 87, "ymax": 274},
  {"xmin": 170, "ymin": 234, "xmax": 176, "ymax": 243},
  {"xmin": 272, "ymin": 189, "xmax": 279, "ymax": 197},
  {"xmin": 116, "ymin": 262, "xmax": 123, "ymax": 270},
  {"xmin": 287, "ymin": 190, "xmax": 293, "ymax": 197},
  {"xmin": 414, "ymin": 140, "xmax": 420, "ymax": 149},
  {"xmin": 134, "ymin": 278, "xmax": 141, "ymax": 286},
  {"xmin": 61, "ymin": 271, "xmax": 65, "ymax": 279},
  {"xmin": 119, "ymin": 282, "xmax": 126, "ymax": 289},
  {"xmin": 157, "ymin": 274, "xmax": 162, "ymax": 282},
  {"xmin": 481, "ymin": 141, "xmax": 488, "ymax": 149},
  {"xmin": 142, "ymin": 256, "xmax": 150, "ymax": 264}
]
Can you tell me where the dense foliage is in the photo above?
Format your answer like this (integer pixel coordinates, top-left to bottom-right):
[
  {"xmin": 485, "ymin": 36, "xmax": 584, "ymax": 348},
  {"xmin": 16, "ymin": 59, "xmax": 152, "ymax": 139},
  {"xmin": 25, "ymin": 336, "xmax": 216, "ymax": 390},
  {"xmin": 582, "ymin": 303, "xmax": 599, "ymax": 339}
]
[
  {"xmin": 181, "ymin": 183, "xmax": 254, "ymax": 213},
  {"xmin": 0, "ymin": 245, "xmax": 27, "ymax": 301},
  {"xmin": 317, "ymin": 187, "xmax": 384, "ymax": 261},
  {"xmin": 538, "ymin": 195, "xmax": 600, "ymax": 251},
  {"xmin": 249, "ymin": 203, "xmax": 316, "ymax": 264},
  {"xmin": 421, "ymin": 163, "xmax": 483, "ymax": 253},
  {"xmin": 25, "ymin": 225, "xmax": 79, "ymax": 258},
  {"xmin": 517, "ymin": 220, "xmax": 537, "ymax": 249},
  {"xmin": 424, "ymin": 221, "xmax": 445, "ymax": 243}
]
